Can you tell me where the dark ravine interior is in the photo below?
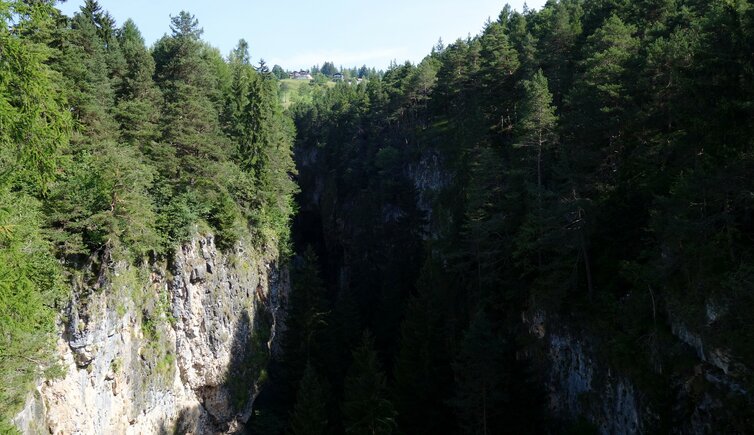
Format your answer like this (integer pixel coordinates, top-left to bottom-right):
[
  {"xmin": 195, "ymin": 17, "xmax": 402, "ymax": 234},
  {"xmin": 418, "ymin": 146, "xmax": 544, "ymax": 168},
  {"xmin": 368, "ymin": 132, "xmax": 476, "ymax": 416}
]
[{"xmin": 2, "ymin": 0, "xmax": 754, "ymax": 434}]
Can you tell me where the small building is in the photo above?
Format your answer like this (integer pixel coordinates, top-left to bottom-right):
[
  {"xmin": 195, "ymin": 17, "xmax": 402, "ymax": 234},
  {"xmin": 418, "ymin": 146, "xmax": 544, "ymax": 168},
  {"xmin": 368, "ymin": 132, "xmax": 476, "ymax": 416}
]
[
  {"xmin": 290, "ymin": 70, "xmax": 312, "ymax": 80},
  {"xmin": 333, "ymin": 72, "xmax": 344, "ymax": 81}
]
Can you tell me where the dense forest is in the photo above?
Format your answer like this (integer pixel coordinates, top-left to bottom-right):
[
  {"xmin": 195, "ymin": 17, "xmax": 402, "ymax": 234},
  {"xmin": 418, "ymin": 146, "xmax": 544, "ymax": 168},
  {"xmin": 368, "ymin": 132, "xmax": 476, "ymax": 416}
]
[
  {"xmin": 0, "ymin": 1, "xmax": 296, "ymax": 431},
  {"xmin": 266, "ymin": 0, "xmax": 754, "ymax": 433},
  {"xmin": 1, "ymin": 0, "xmax": 754, "ymax": 433}
]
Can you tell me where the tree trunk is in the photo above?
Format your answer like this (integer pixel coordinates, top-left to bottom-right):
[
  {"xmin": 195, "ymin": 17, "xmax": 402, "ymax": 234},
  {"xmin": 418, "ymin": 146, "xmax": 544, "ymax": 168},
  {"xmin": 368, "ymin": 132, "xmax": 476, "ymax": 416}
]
[
  {"xmin": 537, "ymin": 131, "xmax": 543, "ymax": 270},
  {"xmin": 579, "ymin": 229, "xmax": 594, "ymax": 297}
]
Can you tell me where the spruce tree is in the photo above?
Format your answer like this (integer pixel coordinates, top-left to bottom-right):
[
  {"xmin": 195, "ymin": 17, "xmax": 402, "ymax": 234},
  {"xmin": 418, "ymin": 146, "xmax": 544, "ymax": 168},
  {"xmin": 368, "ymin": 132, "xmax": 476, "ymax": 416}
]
[
  {"xmin": 153, "ymin": 11, "xmax": 226, "ymax": 183},
  {"xmin": 222, "ymin": 39, "xmax": 253, "ymax": 140},
  {"xmin": 282, "ymin": 247, "xmax": 330, "ymax": 403},
  {"xmin": 288, "ymin": 363, "xmax": 329, "ymax": 435},
  {"xmin": 393, "ymin": 260, "xmax": 455, "ymax": 434},
  {"xmin": 342, "ymin": 334, "xmax": 396, "ymax": 435},
  {"xmin": 58, "ymin": 4, "xmax": 119, "ymax": 145},
  {"xmin": 114, "ymin": 19, "xmax": 161, "ymax": 150},
  {"xmin": 451, "ymin": 311, "xmax": 506, "ymax": 435},
  {"xmin": 478, "ymin": 20, "xmax": 520, "ymax": 136}
]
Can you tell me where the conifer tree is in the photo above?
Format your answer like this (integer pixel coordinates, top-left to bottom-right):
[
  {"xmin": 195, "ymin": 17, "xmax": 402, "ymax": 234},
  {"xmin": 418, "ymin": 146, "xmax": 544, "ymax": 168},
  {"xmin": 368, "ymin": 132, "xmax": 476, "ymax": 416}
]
[
  {"xmin": 58, "ymin": 4, "xmax": 119, "ymax": 145},
  {"xmin": 0, "ymin": 0, "xmax": 71, "ymax": 192},
  {"xmin": 478, "ymin": 20, "xmax": 520, "ymax": 135},
  {"xmin": 451, "ymin": 311, "xmax": 506, "ymax": 435},
  {"xmin": 288, "ymin": 363, "xmax": 329, "ymax": 435},
  {"xmin": 154, "ymin": 11, "xmax": 226, "ymax": 182},
  {"xmin": 342, "ymin": 334, "xmax": 396, "ymax": 435},
  {"xmin": 393, "ymin": 260, "xmax": 455, "ymax": 435},
  {"xmin": 114, "ymin": 19, "xmax": 161, "ymax": 149},
  {"xmin": 566, "ymin": 14, "xmax": 638, "ymax": 161},
  {"xmin": 282, "ymin": 247, "xmax": 330, "ymax": 401},
  {"xmin": 516, "ymin": 69, "xmax": 558, "ymax": 201},
  {"xmin": 537, "ymin": 0, "xmax": 582, "ymax": 105},
  {"xmin": 510, "ymin": 69, "xmax": 560, "ymax": 274},
  {"xmin": 222, "ymin": 39, "xmax": 253, "ymax": 139}
]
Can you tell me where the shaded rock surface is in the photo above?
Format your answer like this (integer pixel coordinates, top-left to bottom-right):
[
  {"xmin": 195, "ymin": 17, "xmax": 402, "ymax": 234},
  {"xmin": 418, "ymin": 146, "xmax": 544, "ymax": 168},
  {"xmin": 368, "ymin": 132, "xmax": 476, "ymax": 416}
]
[{"xmin": 523, "ymin": 309, "xmax": 751, "ymax": 434}]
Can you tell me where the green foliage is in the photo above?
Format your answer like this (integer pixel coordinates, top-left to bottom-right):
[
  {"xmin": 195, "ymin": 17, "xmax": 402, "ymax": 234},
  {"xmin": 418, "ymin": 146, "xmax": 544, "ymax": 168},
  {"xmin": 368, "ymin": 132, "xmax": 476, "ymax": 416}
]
[
  {"xmin": 392, "ymin": 259, "xmax": 456, "ymax": 434},
  {"xmin": 451, "ymin": 311, "xmax": 507, "ymax": 435},
  {"xmin": 284, "ymin": 0, "xmax": 754, "ymax": 432},
  {"xmin": 0, "ymin": 0, "xmax": 71, "ymax": 192},
  {"xmin": 2, "ymin": 0, "xmax": 753, "ymax": 432},
  {"xmin": 47, "ymin": 143, "xmax": 162, "ymax": 259},
  {"xmin": 0, "ymin": 3, "xmax": 299, "ymax": 430},
  {"xmin": 288, "ymin": 363, "xmax": 329, "ymax": 435},
  {"xmin": 114, "ymin": 19, "xmax": 161, "ymax": 148},
  {"xmin": 342, "ymin": 334, "xmax": 396, "ymax": 435},
  {"xmin": 0, "ymin": 190, "xmax": 64, "ymax": 428}
]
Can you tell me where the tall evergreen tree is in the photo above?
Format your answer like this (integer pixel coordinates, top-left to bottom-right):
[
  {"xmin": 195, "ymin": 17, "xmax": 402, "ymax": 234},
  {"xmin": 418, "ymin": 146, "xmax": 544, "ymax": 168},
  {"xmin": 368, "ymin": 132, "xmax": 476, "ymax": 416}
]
[
  {"xmin": 0, "ymin": 0, "xmax": 71, "ymax": 192},
  {"xmin": 515, "ymin": 69, "xmax": 558, "ymax": 202},
  {"xmin": 451, "ymin": 310, "xmax": 506, "ymax": 435},
  {"xmin": 222, "ymin": 39, "xmax": 253, "ymax": 139},
  {"xmin": 153, "ymin": 11, "xmax": 226, "ymax": 182},
  {"xmin": 288, "ymin": 363, "xmax": 329, "ymax": 435},
  {"xmin": 393, "ymin": 259, "xmax": 456, "ymax": 435},
  {"xmin": 342, "ymin": 334, "xmax": 396, "ymax": 435},
  {"xmin": 478, "ymin": 20, "xmax": 520, "ymax": 136},
  {"xmin": 114, "ymin": 19, "xmax": 161, "ymax": 149},
  {"xmin": 58, "ymin": 3, "xmax": 118, "ymax": 145}
]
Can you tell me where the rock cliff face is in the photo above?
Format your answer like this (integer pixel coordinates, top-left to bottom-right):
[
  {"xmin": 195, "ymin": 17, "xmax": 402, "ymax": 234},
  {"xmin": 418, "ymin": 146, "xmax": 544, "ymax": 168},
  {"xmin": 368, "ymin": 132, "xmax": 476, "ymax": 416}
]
[
  {"xmin": 13, "ymin": 234, "xmax": 287, "ymax": 435},
  {"xmin": 523, "ymin": 309, "xmax": 751, "ymax": 434}
]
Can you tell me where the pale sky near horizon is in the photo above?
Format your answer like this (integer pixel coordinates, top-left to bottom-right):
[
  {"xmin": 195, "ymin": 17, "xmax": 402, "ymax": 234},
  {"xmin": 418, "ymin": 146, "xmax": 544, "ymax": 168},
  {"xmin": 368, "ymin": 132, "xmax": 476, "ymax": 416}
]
[{"xmin": 57, "ymin": 0, "xmax": 546, "ymax": 70}]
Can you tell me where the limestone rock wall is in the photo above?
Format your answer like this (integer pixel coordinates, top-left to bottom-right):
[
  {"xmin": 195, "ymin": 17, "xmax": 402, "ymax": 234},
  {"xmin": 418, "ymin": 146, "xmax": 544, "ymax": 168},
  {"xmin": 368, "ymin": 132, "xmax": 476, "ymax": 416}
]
[
  {"xmin": 13, "ymin": 234, "xmax": 287, "ymax": 435},
  {"xmin": 523, "ymin": 309, "xmax": 750, "ymax": 434}
]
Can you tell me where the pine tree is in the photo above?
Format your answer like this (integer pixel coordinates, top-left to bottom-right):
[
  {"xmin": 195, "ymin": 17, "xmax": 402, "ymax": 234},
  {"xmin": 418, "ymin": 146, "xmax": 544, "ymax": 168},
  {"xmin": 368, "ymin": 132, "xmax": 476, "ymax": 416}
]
[
  {"xmin": 537, "ymin": 0, "xmax": 583, "ymax": 105},
  {"xmin": 153, "ymin": 11, "xmax": 228, "ymax": 185},
  {"xmin": 478, "ymin": 20, "xmax": 520, "ymax": 136},
  {"xmin": 342, "ymin": 334, "xmax": 396, "ymax": 435},
  {"xmin": 516, "ymin": 69, "xmax": 558, "ymax": 200},
  {"xmin": 393, "ymin": 260, "xmax": 456, "ymax": 435},
  {"xmin": 288, "ymin": 363, "xmax": 329, "ymax": 435},
  {"xmin": 451, "ymin": 311, "xmax": 506, "ymax": 435},
  {"xmin": 114, "ymin": 19, "xmax": 161, "ymax": 149},
  {"xmin": 566, "ymin": 14, "xmax": 638, "ymax": 159}
]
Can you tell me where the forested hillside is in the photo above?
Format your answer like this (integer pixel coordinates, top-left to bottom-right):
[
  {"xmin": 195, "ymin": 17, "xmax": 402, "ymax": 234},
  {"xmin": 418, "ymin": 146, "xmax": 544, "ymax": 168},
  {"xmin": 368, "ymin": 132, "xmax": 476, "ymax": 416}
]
[
  {"xmin": 269, "ymin": 0, "xmax": 754, "ymax": 434},
  {"xmin": 2, "ymin": 0, "xmax": 754, "ymax": 433},
  {"xmin": 1, "ymin": 1, "xmax": 295, "ymax": 431}
]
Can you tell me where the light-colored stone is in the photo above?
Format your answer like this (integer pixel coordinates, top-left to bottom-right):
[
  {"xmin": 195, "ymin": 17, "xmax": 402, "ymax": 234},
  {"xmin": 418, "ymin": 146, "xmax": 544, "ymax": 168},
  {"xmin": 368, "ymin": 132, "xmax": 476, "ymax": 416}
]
[{"xmin": 14, "ymin": 234, "xmax": 288, "ymax": 435}]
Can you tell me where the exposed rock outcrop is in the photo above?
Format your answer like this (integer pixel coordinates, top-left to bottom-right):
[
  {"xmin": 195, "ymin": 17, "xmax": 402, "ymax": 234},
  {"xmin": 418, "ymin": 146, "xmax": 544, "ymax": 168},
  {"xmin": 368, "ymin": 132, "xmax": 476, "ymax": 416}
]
[
  {"xmin": 14, "ymin": 234, "xmax": 287, "ymax": 435},
  {"xmin": 524, "ymin": 309, "xmax": 751, "ymax": 434}
]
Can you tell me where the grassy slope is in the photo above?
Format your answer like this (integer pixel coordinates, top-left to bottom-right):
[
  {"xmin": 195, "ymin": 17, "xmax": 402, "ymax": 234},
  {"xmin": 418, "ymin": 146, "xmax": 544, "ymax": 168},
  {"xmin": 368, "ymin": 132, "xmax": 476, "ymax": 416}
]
[{"xmin": 279, "ymin": 79, "xmax": 335, "ymax": 109}]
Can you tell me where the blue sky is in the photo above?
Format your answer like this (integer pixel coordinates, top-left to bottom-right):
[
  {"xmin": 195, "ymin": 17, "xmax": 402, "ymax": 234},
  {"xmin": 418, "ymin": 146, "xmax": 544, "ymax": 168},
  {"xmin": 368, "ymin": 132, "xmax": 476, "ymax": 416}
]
[{"xmin": 57, "ymin": 0, "xmax": 546, "ymax": 70}]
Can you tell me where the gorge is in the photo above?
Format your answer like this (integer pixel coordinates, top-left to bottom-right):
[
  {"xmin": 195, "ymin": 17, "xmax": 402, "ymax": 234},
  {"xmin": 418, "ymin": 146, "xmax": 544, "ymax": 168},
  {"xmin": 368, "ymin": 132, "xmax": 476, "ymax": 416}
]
[{"xmin": 2, "ymin": 0, "xmax": 754, "ymax": 434}]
